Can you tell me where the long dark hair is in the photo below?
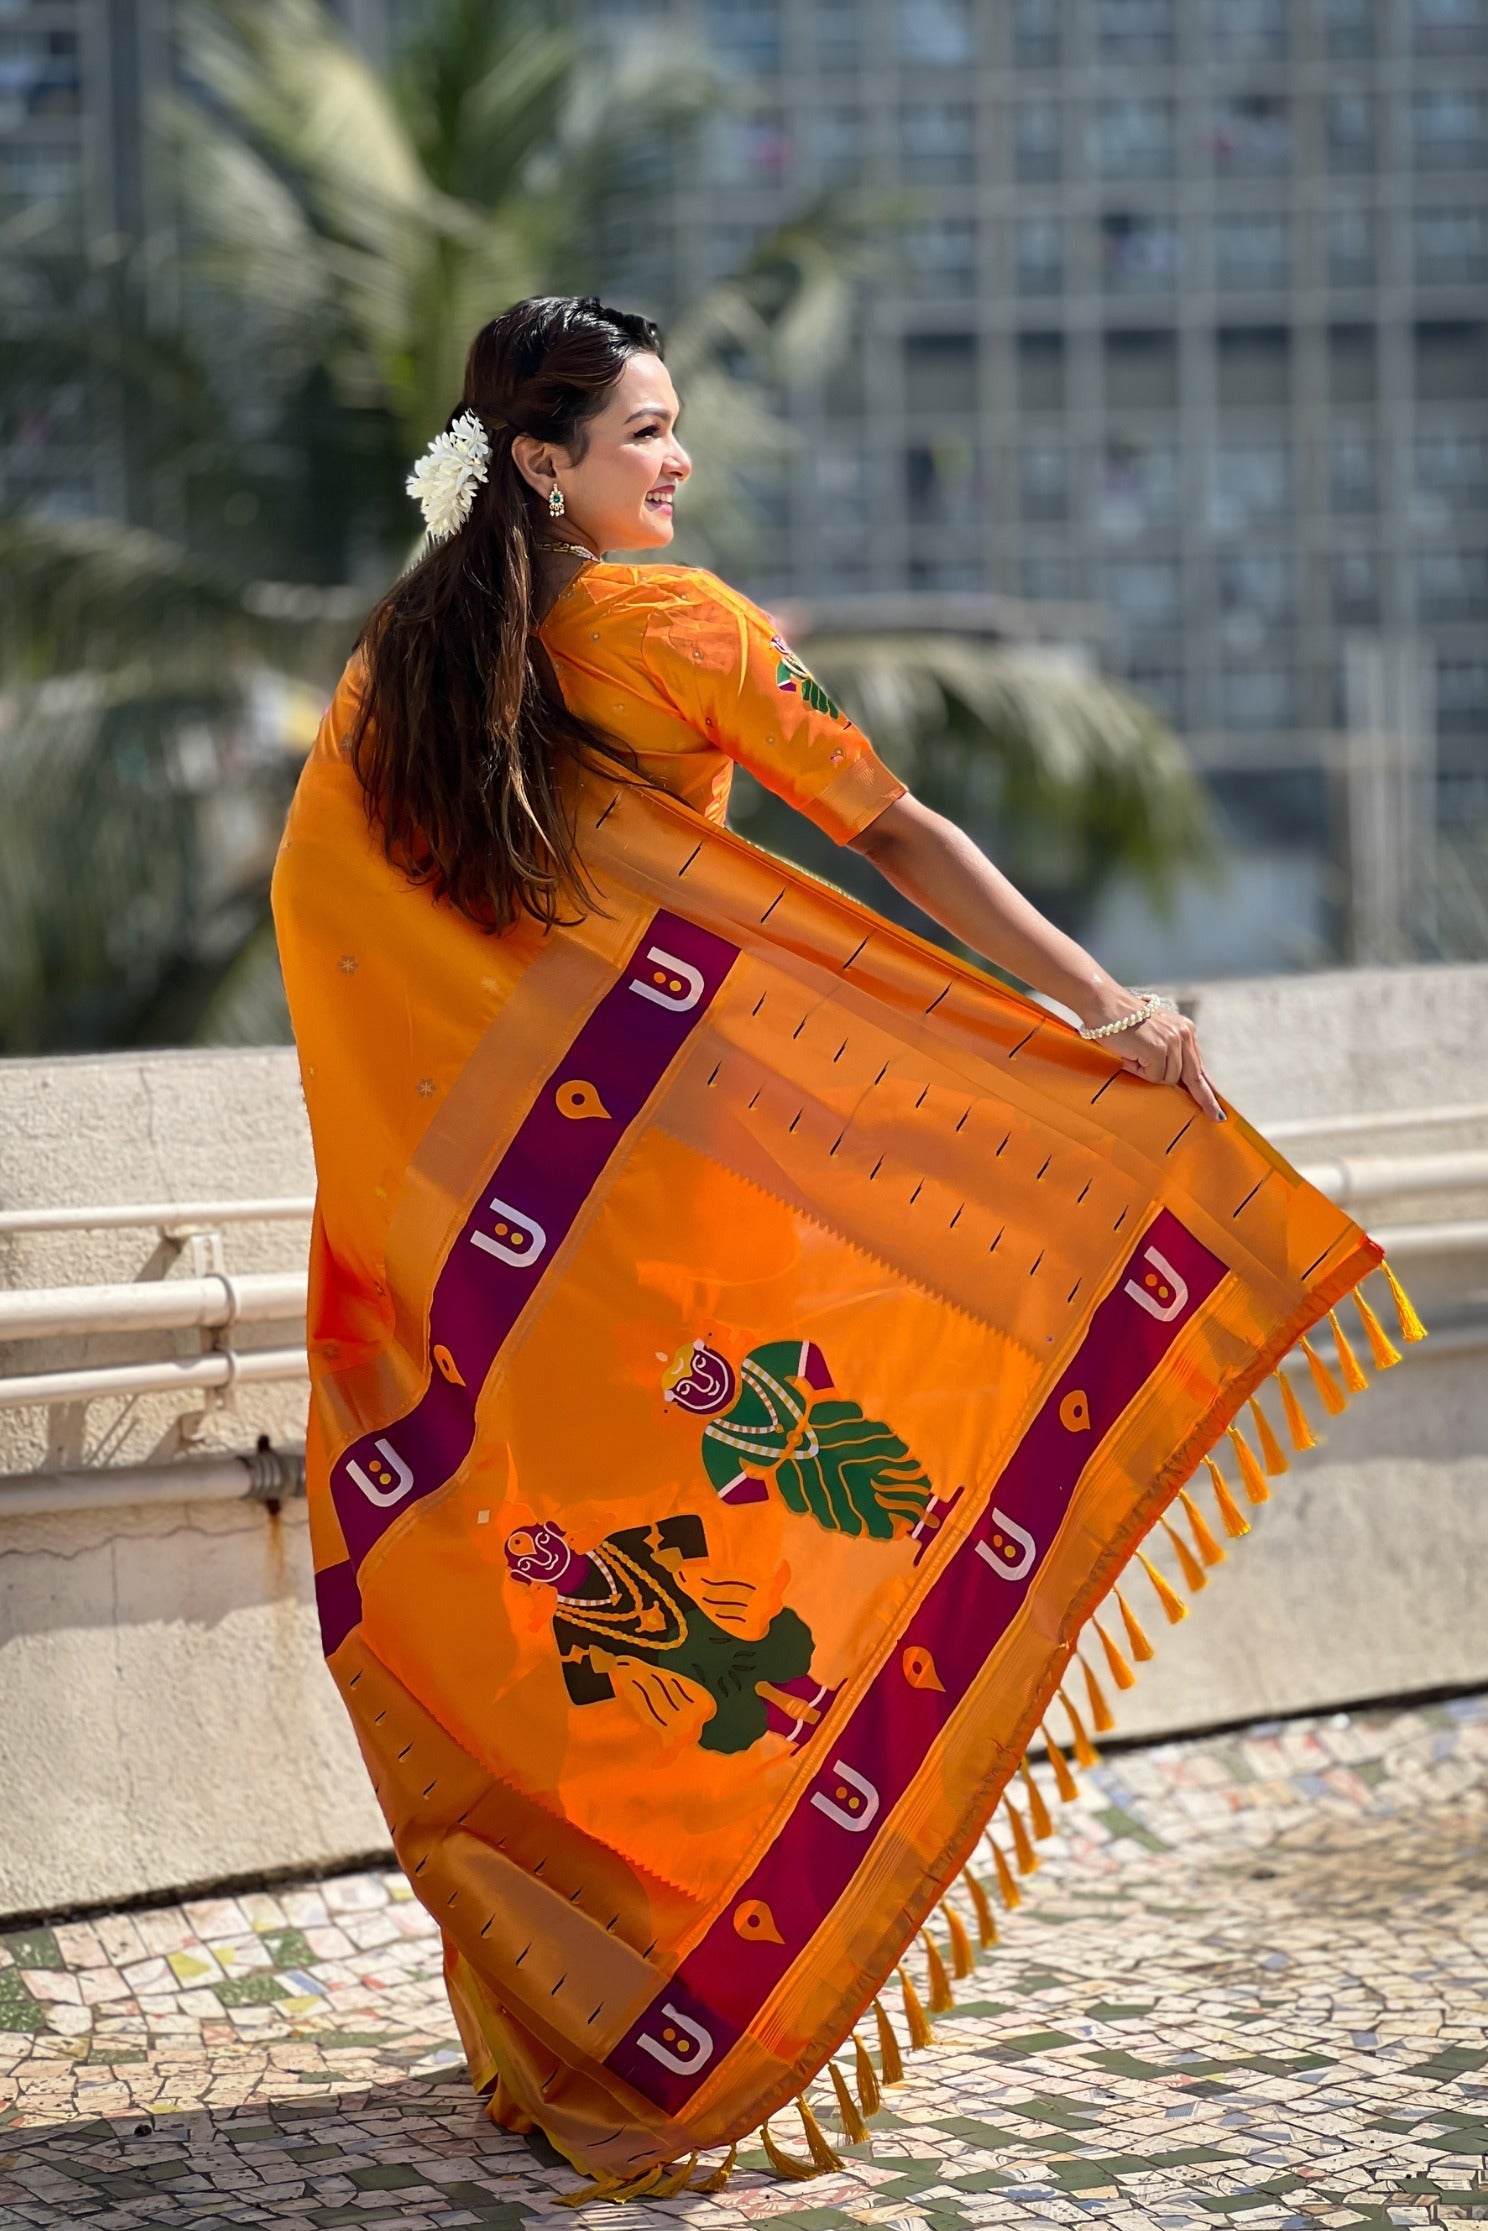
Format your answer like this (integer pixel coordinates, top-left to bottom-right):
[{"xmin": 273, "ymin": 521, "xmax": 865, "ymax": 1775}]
[{"xmin": 349, "ymin": 295, "xmax": 662, "ymax": 930}]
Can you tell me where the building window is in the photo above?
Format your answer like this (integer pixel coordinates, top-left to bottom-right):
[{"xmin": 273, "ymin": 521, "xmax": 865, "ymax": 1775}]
[
  {"xmin": 1013, "ymin": 0, "xmax": 1060, "ymax": 65},
  {"xmin": 1416, "ymin": 318, "xmax": 1488, "ymax": 398},
  {"xmin": 0, "ymin": 139, "xmax": 78, "ymax": 216},
  {"xmin": 1217, "ymin": 326, "xmax": 1291, "ymax": 410},
  {"xmin": 899, "ymin": 100, "xmax": 975, "ymax": 183},
  {"xmin": 703, "ymin": 111, "xmax": 793, "ymax": 186},
  {"xmin": 1415, "ymin": 548, "xmax": 1488, "ymax": 619},
  {"xmin": 814, "ymin": 444, "xmax": 870, "ymax": 528},
  {"xmin": 904, "ymin": 331, "xmax": 979, "ymax": 412},
  {"xmin": 814, "ymin": 0, "xmax": 862, "ymax": 67},
  {"xmin": 1016, "ymin": 215, "xmax": 1064, "ymax": 295},
  {"xmin": 1210, "ymin": 95, "xmax": 1291, "ymax": 175},
  {"xmin": 1107, "ymin": 558, "xmax": 1183, "ymax": 630},
  {"xmin": 1412, "ymin": 0, "xmax": 1488, "ymax": 54},
  {"xmin": 812, "ymin": 105, "xmax": 865, "ymax": 185},
  {"xmin": 1331, "ymin": 433, "xmax": 1377, "ymax": 512},
  {"xmin": 1102, "ymin": 211, "xmax": 1183, "ymax": 291},
  {"xmin": 703, "ymin": 0, "xmax": 783, "ymax": 70},
  {"xmin": 1100, "ymin": 436, "xmax": 1180, "ymax": 536},
  {"xmin": 1327, "ymin": 92, "xmax": 1374, "ymax": 174},
  {"xmin": 1323, "ymin": 0, "xmax": 1376, "ymax": 57},
  {"xmin": 1128, "ymin": 666, "xmax": 1185, "ymax": 724},
  {"xmin": 896, "ymin": 0, "xmax": 975, "ymax": 64},
  {"xmin": 1105, "ymin": 328, "xmax": 1180, "ymax": 410},
  {"xmin": 1017, "ymin": 330, "xmax": 1067, "ymax": 410},
  {"xmin": 1095, "ymin": 0, "xmax": 1175, "ymax": 61},
  {"xmin": 904, "ymin": 216, "xmax": 978, "ymax": 296},
  {"xmin": 1329, "ymin": 323, "xmax": 1377, "ymax": 404},
  {"xmin": 1211, "ymin": 440, "xmax": 1291, "ymax": 533},
  {"xmin": 1414, "ymin": 203, "xmax": 1488, "ymax": 282},
  {"xmin": 1215, "ymin": 211, "xmax": 1290, "ymax": 290},
  {"xmin": 1015, "ymin": 100, "xmax": 1062, "ymax": 181},
  {"xmin": 1208, "ymin": 0, "xmax": 1288, "ymax": 60},
  {"xmin": 1093, "ymin": 98, "xmax": 1176, "ymax": 179},
  {"xmin": 1413, "ymin": 87, "xmax": 1488, "ymax": 169},
  {"xmin": 1416, "ymin": 428, "xmax": 1488, "ymax": 506},
  {"xmin": 1220, "ymin": 551, "xmax": 1295, "ymax": 623},
  {"xmin": 1221, "ymin": 667, "xmax": 1297, "ymax": 727},
  {"xmin": 1437, "ymin": 658, "xmax": 1488, "ymax": 730},
  {"xmin": 1332, "ymin": 550, "xmax": 1380, "ymax": 623},
  {"xmin": 1327, "ymin": 205, "xmax": 1376, "ymax": 286},
  {"xmin": 907, "ymin": 438, "xmax": 981, "ymax": 525},
  {"xmin": 1019, "ymin": 441, "xmax": 1069, "ymax": 520}
]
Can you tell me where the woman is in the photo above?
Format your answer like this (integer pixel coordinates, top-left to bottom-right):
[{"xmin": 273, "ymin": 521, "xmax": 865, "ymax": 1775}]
[{"xmin": 273, "ymin": 296, "xmax": 1408, "ymax": 2194}]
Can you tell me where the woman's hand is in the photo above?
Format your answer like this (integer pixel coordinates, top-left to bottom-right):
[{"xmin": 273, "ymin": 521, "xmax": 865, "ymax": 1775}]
[{"xmin": 1108, "ymin": 1004, "xmax": 1225, "ymax": 1122}]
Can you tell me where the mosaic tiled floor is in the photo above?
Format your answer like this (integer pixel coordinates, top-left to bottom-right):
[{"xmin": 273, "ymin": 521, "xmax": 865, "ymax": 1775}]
[{"xmin": 2, "ymin": 1696, "xmax": 1485, "ymax": 2229}]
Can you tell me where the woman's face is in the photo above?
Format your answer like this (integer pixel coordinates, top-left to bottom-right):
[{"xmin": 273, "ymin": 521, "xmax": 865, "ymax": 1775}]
[{"xmin": 516, "ymin": 352, "xmax": 691, "ymax": 556}]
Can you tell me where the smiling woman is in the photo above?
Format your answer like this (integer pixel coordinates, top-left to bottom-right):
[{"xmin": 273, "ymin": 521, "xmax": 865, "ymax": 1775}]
[{"xmin": 272, "ymin": 293, "xmax": 1419, "ymax": 2194}]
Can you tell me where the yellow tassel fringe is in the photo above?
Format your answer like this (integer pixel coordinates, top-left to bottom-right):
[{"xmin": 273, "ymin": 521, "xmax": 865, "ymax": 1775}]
[
  {"xmin": 1061, "ymin": 1688, "xmax": 1100, "ymax": 1768},
  {"xmin": 942, "ymin": 1899, "xmax": 976, "ymax": 1979},
  {"xmin": 1080, "ymin": 1649, "xmax": 1116, "ymax": 1732},
  {"xmin": 1180, "ymin": 1487, "xmax": 1225, "ymax": 1567},
  {"xmin": 1042, "ymin": 1725, "xmax": 1079, "ymax": 1803},
  {"xmin": 1329, "ymin": 1309, "xmax": 1370, "ymax": 1394},
  {"xmin": 873, "ymin": 1995, "xmax": 904, "ymax": 2085},
  {"xmin": 1383, "ymin": 1262, "xmax": 1428, "ymax": 1343},
  {"xmin": 898, "ymin": 1963, "xmax": 935, "ymax": 2047},
  {"xmin": 1116, "ymin": 1590, "xmax": 1155, "ymax": 1662},
  {"xmin": 1354, "ymin": 1285, "xmax": 1402, "ymax": 1370},
  {"xmin": 1228, "ymin": 1424, "xmax": 1271, "ymax": 1505},
  {"xmin": 989, "ymin": 1837, "xmax": 1022, "ymax": 1909},
  {"xmin": 761, "ymin": 2115, "xmax": 823, "ymax": 2182},
  {"xmin": 1162, "ymin": 1515, "xmax": 1207, "ymax": 1594},
  {"xmin": 854, "ymin": 2028, "xmax": 882, "ymax": 2116},
  {"xmin": 1203, "ymin": 1455, "xmax": 1250, "ymax": 1539},
  {"xmin": 1020, "ymin": 1758, "xmax": 1054, "ymax": 1839},
  {"xmin": 1248, "ymin": 1395, "xmax": 1290, "ymax": 1475},
  {"xmin": 1005, "ymin": 1797, "xmax": 1039, "ymax": 1874},
  {"xmin": 829, "ymin": 2057, "xmax": 870, "ymax": 2145},
  {"xmin": 1302, "ymin": 1333, "xmax": 1349, "ymax": 1416},
  {"xmin": 1277, "ymin": 1367, "xmax": 1319, "ymax": 1451},
  {"xmin": 1094, "ymin": 1616, "xmax": 1137, "ymax": 1689},
  {"xmin": 963, "ymin": 1867, "xmax": 998, "ymax": 1947},
  {"xmin": 1138, "ymin": 1549, "xmax": 1188, "ymax": 1624}
]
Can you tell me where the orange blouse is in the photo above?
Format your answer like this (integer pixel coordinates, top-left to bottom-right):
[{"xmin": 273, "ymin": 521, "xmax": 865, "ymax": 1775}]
[{"xmin": 538, "ymin": 561, "xmax": 905, "ymax": 844}]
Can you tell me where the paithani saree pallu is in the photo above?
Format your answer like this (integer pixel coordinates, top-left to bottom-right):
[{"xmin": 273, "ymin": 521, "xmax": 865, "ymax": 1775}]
[{"xmin": 273, "ymin": 586, "xmax": 1422, "ymax": 2195}]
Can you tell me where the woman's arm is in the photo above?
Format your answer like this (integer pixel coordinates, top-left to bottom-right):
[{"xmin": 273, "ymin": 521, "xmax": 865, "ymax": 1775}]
[{"xmin": 850, "ymin": 792, "xmax": 1223, "ymax": 1122}]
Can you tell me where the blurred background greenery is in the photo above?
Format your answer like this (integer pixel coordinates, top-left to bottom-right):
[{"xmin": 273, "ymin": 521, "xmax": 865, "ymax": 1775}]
[{"xmin": 4, "ymin": 0, "xmax": 1483, "ymax": 1052}]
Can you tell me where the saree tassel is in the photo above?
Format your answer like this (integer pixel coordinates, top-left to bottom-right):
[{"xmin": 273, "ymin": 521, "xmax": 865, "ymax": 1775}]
[
  {"xmin": 1354, "ymin": 1284, "xmax": 1402, "ymax": 1371},
  {"xmin": 694, "ymin": 2145, "xmax": 738, "ymax": 2194},
  {"xmin": 989, "ymin": 1836, "xmax": 1023, "ymax": 1910},
  {"xmin": 873, "ymin": 1994, "xmax": 905, "ymax": 2085},
  {"xmin": 1005, "ymin": 1796, "xmax": 1039, "ymax": 1874},
  {"xmin": 922, "ymin": 1927, "xmax": 956, "ymax": 2012},
  {"xmin": 558, "ymin": 2172, "xmax": 622, "ymax": 2207},
  {"xmin": 1137, "ymin": 1550, "xmax": 1188, "ymax": 1625},
  {"xmin": 1328, "ymin": 1309, "xmax": 1370, "ymax": 1395},
  {"xmin": 1041, "ymin": 1725, "xmax": 1080, "ymax": 1804},
  {"xmin": 1248, "ymin": 1394, "xmax": 1290, "ymax": 1475},
  {"xmin": 560, "ymin": 2164, "xmax": 665, "ymax": 2206},
  {"xmin": 1079, "ymin": 1648, "xmax": 1116, "ymax": 1733},
  {"xmin": 1094, "ymin": 1614, "xmax": 1138, "ymax": 1688},
  {"xmin": 1227, "ymin": 1424, "xmax": 1272, "ymax": 1505},
  {"xmin": 1203, "ymin": 1455, "xmax": 1250, "ymax": 1540},
  {"xmin": 1115, "ymin": 1589, "xmax": 1156, "ymax": 1661},
  {"xmin": 941, "ymin": 1898, "xmax": 976, "ymax": 1978},
  {"xmin": 1161, "ymin": 1515, "xmax": 1208, "ymax": 1594},
  {"xmin": 898, "ymin": 1962, "xmax": 936, "ymax": 2047},
  {"xmin": 829, "ymin": 2056, "xmax": 871, "ymax": 2145},
  {"xmin": 1060, "ymin": 1686, "xmax": 1100, "ymax": 1768},
  {"xmin": 1382, "ymin": 1261, "xmax": 1428, "ymax": 1344},
  {"xmin": 1301, "ymin": 1334, "xmax": 1349, "ymax": 1417},
  {"xmin": 963, "ymin": 1867, "xmax": 998, "ymax": 1948},
  {"xmin": 798, "ymin": 2093, "xmax": 845, "ymax": 2171},
  {"xmin": 1179, "ymin": 1487, "xmax": 1225, "ymax": 1567},
  {"xmin": 761, "ymin": 2116, "xmax": 824, "ymax": 2183},
  {"xmin": 854, "ymin": 2028, "xmax": 883, "ymax": 2117},
  {"xmin": 654, "ymin": 2156, "xmax": 699, "ymax": 2199},
  {"xmin": 1020, "ymin": 1757, "xmax": 1054, "ymax": 1838},
  {"xmin": 1277, "ymin": 1367, "xmax": 1319, "ymax": 1452}
]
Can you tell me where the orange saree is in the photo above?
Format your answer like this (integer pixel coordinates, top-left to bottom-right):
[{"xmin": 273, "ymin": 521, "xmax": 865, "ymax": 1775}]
[{"xmin": 272, "ymin": 563, "xmax": 1420, "ymax": 2193}]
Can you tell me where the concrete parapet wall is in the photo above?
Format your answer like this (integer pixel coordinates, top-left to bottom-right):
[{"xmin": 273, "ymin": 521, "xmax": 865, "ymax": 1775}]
[{"xmin": 1, "ymin": 967, "xmax": 1485, "ymax": 1919}]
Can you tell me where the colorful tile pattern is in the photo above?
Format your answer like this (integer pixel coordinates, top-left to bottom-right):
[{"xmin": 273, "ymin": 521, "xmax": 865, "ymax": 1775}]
[{"xmin": 1, "ymin": 1696, "xmax": 1484, "ymax": 2228}]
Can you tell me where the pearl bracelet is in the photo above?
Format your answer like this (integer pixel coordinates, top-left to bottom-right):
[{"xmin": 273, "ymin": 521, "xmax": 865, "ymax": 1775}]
[{"xmin": 1077, "ymin": 992, "xmax": 1169, "ymax": 1043}]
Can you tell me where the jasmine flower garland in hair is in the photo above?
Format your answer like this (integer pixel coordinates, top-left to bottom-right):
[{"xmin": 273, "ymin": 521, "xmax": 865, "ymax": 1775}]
[{"xmin": 406, "ymin": 411, "xmax": 491, "ymax": 542}]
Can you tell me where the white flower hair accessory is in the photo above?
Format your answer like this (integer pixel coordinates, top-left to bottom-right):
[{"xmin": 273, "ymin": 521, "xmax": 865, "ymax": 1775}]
[{"xmin": 405, "ymin": 410, "xmax": 492, "ymax": 542}]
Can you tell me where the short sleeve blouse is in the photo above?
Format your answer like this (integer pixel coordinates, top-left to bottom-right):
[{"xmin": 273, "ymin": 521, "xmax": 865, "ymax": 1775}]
[{"xmin": 538, "ymin": 562, "xmax": 905, "ymax": 845}]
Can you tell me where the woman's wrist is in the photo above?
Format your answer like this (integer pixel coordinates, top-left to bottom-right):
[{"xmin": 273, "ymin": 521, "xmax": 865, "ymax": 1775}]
[{"xmin": 1070, "ymin": 975, "xmax": 1142, "ymax": 1032}]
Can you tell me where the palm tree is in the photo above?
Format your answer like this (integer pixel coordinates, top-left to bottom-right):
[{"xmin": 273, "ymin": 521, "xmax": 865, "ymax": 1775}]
[{"xmin": 0, "ymin": 0, "xmax": 1211, "ymax": 1051}]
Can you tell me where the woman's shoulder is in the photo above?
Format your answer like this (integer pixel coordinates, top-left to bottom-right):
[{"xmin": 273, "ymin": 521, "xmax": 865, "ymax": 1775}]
[{"xmin": 568, "ymin": 561, "xmax": 761, "ymax": 622}]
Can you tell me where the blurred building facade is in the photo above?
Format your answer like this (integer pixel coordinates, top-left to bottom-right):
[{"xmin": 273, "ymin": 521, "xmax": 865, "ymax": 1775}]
[{"xmin": 584, "ymin": 0, "xmax": 1488, "ymax": 969}]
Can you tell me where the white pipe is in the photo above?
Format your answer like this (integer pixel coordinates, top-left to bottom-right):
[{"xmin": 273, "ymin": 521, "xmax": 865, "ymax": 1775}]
[
  {"xmin": 0, "ymin": 1346, "xmax": 308, "ymax": 1414},
  {"xmin": 1297, "ymin": 1150, "xmax": 1488, "ymax": 1207},
  {"xmin": 0, "ymin": 1270, "xmax": 306, "ymax": 1342},
  {"xmin": 1263, "ymin": 1101, "xmax": 1488, "ymax": 1147},
  {"xmin": 1369, "ymin": 1218, "xmax": 1488, "ymax": 1258},
  {"xmin": 0, "ymin": 1197, "xmax": 314, "ymax": 1236},
  {"xmin": 0, "ymin": 1444, "xmax": 305, "ymax": 1520}
]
